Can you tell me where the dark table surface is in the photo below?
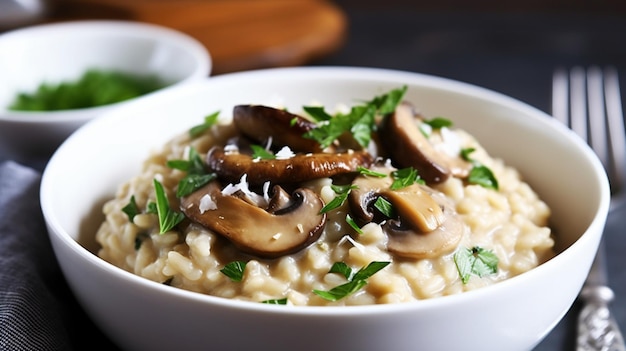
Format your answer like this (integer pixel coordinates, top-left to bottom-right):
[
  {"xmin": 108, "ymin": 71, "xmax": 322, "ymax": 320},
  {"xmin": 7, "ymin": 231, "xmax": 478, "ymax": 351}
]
[{"xmin": 2, "ymin": 1, "xmax": 626, "ymax": 350}]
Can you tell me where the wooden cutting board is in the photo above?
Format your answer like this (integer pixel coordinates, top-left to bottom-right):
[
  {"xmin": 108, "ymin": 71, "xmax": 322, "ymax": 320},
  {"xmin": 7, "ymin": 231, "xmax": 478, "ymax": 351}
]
[{"xmin": 47, "ymin": 0, "xmax": 347, "ymax": 74}]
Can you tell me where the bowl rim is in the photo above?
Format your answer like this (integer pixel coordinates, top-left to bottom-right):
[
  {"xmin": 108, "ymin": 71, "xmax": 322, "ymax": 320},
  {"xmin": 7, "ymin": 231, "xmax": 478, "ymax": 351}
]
[
  {"xmin": 40, "ymin": 65, "xmax": 611, "ymax": 316},
  {"xmin": 0, "ymin": 19, "xmax": 211, "ymax": 123}
]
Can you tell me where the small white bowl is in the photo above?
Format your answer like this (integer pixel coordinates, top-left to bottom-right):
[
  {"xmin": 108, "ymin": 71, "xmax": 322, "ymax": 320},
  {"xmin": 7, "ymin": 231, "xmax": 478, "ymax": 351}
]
[
  {"xmin": 0, "ymin": 20, "xmax": 211, "ymax": 160},
  {"xmin": 41, "ymin": 67, "xmax": 610, "ymax": 351}
]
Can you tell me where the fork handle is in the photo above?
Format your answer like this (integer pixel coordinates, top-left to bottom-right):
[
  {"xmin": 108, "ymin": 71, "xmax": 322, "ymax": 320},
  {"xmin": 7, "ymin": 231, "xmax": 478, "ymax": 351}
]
[{"xmin": 577, "ymin": 285, "xmax": 626, "ymax": 351}]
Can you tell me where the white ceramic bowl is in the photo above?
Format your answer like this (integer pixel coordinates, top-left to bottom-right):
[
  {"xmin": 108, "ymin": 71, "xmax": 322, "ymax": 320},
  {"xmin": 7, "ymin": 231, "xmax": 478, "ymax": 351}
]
[
  {"xmin": 0, "ymin": 20, "xmax": 211, "ymax": 160},
  {"xmin": 41, "ymin": 67, "xmax": 610, "ymax": 351}
]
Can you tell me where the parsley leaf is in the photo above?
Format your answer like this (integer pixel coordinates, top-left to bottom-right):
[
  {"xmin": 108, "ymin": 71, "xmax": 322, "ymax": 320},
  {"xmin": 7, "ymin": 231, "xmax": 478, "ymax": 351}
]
[
  {"xmin": 328, "ymin": 262, "xmax": 353, "ymax": 280},
  {"xmin": 320, "ymin": 184, "xmax": 358, "ymax": 214},
  {"xmin": 374, "ymin": 197, "xmax": 395, "ymax": 218},
  {"xmin": 304, "ymin": 86, "xmax": 407, "ymax": 149},
  {"xmin": 423, "ymin": 116, "xmax": 453, "ymax": 129},
  {"xmin": 153, "ymin": 179, "xmax": 185, "ymax": 234},
  {"xmin": 303, "ymin": 106, "xmax": 332, "ymax": 121},
  {"xmin": 176, "ymin": 173, "xmax": 216, "ymax": 198},
  {"xmin": 390, "ymin": 167, "xmax": 424, "ymax": 190},
  {"xmin": 220, "ymin": 261, "xmax": 247, "ymax": 282},
  {"xmin": 460, "ymin": 148, "xmax": 499, "ymax": 190},
  {"xmin": 468, "ymin": 165, "xmax": 499, "ymax": 190},
  {"xmin": 357, "ymin": 166, "xmax": 387, "ymax": 178},
  {"xmin": 122, "ymin": 195, "xmax": 140, "ymax": 221},
  {"xmin": 261, "ymin": 298, "xmax": 288, "ymax": 305},
  {"xmin": 346, "ymin": 214, "xmax": 363, "ymax": 235},
  {"xmin": 313, "ymin": 261, "xmax": 390, "ymax": 301},
  {"xmin": 454, "ymin": 247, "xmax": 499, "ymax": 284},
  {"xmin": 189, "ymin": 111, "xmax": 220, "ymax": 137},
  {"xmin": 250, "ymin": 144, "xmax": 276, "ymax": 160},
  {"xmin": 168, "ymin": 147, "xmax": 217, "ymax": 197}
]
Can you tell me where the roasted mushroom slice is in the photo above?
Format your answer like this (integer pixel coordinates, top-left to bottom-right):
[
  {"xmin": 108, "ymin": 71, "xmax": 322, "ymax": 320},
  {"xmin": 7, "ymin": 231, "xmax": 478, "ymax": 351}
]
[
  {"xmin": 181, "ymin": 181, "xmax": 326, "ymax": 258},
  {"xmin": 206, "ymin": 146, "xmax": 374, "ymax": 185},
  {"xmin": 349, "ymin": 166, "xmax": 464, "ymax": 259},
  {"xmin": 380, "ymin": 102, "xmax": 471, "ymax": 184},
  {"xmin": 233, "ymin": 104, "xmax": 322, "ymax": 153}
]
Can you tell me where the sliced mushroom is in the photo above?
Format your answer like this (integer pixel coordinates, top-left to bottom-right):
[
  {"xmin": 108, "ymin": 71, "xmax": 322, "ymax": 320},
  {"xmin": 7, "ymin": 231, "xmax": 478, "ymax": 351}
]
[
  {"xmin": 181, "ymin": 181, "xmax": 326, "ymax": 258},
  {"xmin": 349, "ymin": 166, "xmax": 464, "ymax": 259},
  {"xmin": 206, "ymin": 146, "xmax": 374, "ymax": 185},
  {"xmin": 380, "ymin": 102, "xmax": 471, "ymax": 184},
  {"xmin": 233, "ymin": 104, "xmax": 322, "ymax": 153}
]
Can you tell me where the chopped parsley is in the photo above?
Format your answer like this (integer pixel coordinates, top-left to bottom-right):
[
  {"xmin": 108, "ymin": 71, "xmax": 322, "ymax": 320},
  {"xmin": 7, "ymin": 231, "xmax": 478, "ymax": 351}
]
[
  {"xmin": 221, "ymin": 261, "xmax": 247, "ymax": 282},
  {"xmin": 357, "ymin": 166, "xmax": 387, "ymax": 178},
  {"xmin": 261, "ymin": 298, "xmax": 288, "ymax": 305},
  {"xmin": 250, "ymin": 144, "xmax": 276, "ymax": 160},
  {"xmin": 313, "ymin": 261, "xmax": 390, "ymax": 301},
  {"xmin": 454, "ymin": 246, "xmax": 498, "ymax": 284},
  {"xmin": 319, "ymin": 184, "xmax": 358, "ymax": 214},
  {"xmin": 390, "ymin": 167, "xmax": 424, "ymax": 190},
  {"xmin": 153, "ymin": 179, "xmax": 185, "ymax": 234},
  {"xmin": 303, "ymin": 105, "xmax": 333, "ymax": 121},
  {"xmin": 134, "ymin": 232, "xmax": 149, "ymax": 250},
  {"xmin": 303, "ymin": 86, "xmax": 407, "ymax": 149},
  {"xmin": 373, "ymin": 197, "xmax": 395, "ymax": 218},
  {"xmin": 167, "ymin": 147, "xmax": 217, "ymax": 197},
  {"xmin": 189, "ymin": 111, "xmax": 220, "ymax": 137},
  {"xmin": 122, "ymin": 195, "xmax": 140, "ymax": 222},
  {"xmin": 345, "ymin": 214, "xmax": 363, "ymax": 234},
  {"xmin": 460, "ymin": 148, "xmax": 499, "ymax": 190},
  {"xmin": 9, "ymin": 69, "xmax": 166, "ymax": 111}
]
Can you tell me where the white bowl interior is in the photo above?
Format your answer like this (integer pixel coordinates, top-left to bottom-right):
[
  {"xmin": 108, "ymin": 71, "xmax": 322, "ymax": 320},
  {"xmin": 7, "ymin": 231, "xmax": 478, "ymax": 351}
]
[{"xmin": 40, "ymin": 67, "xmax": 610, "ymax": 351}]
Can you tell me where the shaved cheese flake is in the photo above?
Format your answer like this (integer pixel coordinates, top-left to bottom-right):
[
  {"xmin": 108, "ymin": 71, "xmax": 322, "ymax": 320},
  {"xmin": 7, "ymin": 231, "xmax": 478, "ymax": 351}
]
[
  {"xmin": 275, "ymin": 146, "xmax": 295, "ymax": 160},
  {"xmin": 224, "ymin": 144, "xmax": 239, "ymax": 154},
  {"xmin": 199, "ymin": 194, "xmax": 217, "ymax": 213}
]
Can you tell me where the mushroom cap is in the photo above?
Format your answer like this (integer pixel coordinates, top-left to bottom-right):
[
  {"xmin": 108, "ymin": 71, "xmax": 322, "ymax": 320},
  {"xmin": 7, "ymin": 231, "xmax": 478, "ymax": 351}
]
[
  {"xmin": 233, "ymin": 104, "xmax": 322, "ymax": 153},
  {"xmin": 380, "ymin": 102, "xmax": 471, "ymax": 184},
  {"xmin": 180, "ymin": 181, "xmax": 326, "ymax": 258},
  {"xmin": 206, "ymin": 146, "xmax": 374, "ymax": 185},
  {"xmin": 348, "ymin": 165, "xmax": 465, "ymax": 259}
]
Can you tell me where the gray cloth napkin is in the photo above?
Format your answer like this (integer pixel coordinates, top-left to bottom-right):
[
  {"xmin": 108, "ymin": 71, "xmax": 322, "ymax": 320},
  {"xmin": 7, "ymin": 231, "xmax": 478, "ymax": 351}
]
[{"xmin": 0, "ymin": 161, "xmax": 118, "ymax": 350}]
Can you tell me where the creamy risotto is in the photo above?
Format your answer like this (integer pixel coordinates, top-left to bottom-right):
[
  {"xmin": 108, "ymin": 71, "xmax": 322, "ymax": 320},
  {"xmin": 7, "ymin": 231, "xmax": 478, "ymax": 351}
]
[{"xmin": 96, "ymin": 87, "xmax": 555, "ymax": 306}]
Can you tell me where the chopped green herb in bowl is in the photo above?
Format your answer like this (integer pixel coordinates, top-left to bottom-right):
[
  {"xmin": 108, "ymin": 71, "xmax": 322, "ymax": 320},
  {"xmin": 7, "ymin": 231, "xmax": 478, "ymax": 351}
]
[{"xmin": 9, "ymin": 69, "xmax": 167, "ymax": 111}]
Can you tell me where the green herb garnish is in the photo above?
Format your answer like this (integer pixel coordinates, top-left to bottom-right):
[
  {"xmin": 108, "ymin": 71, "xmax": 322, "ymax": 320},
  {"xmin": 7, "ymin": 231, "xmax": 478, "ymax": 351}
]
[
  {"xmin": 153, "ymin": 179, "xmax": 185, "ymax": 234},
  {"xmin": 345, "ymin": 214, "xmax": 363, "ymax": 234},
  {"xmin": 9, "ymin": 69, "xmax": 166, "ymax": 111},
  {"xmin": 357, "ymin": 166, "xmax": 387, "ymax": 178},
  {"xmin": 390, "ymin": 167, "xmax": 424, "ymax": 190},
  {"xmin": 320, "ymin": 184, "xmax": 358, "ymax": 214},
  {"xmin": 303, "ymin": 105, "xmax": 333, "ymax": 121},
  {"xmin": 313, "ymin": 261, "xmax": 390, "ymax": 301},
  {"xmin": 134, "ymin": 232, "xmax": 149, "ymax": 251},
  {"xmin": 221, "ymin": 261, "xmax": 247, "ymax": 282},
  {"xmin": 373, "ymin": 197, "xmax": 395, "ymax": 218},
  {"xmin": 454, "ymin": 246, "xmax": 499, "ymax": 284},
  {"xmin": 168, "ymin": 147, "xmax": 216, "ymax": 197},
  {"xmin": 122, "ymin": 195, "xmax": 140, "ymax": 222},
  {"xmin": 189, "ymin": 111, "xmax": 220, "ymax": 137},
  {"xmin": 468, "ymin": 165, "xmax": 499, "ymax": 190},
  {"xmin": 303, "ymin": 86, "xmax": 407, "ymax": 149},
  {"xmin": 261, "ymin": 298, "xmax": 288, "ymax": 305},
  {"xmin": 250, "ymin": 144, "xmax": 276, "ymax": 160},
  {"xmin": 423, "ymin": 117, "xmax": 453, "ymax": 129},
  {"xmin": 460, "ymin": 148, "xmax": 499, "ymax": 190}
]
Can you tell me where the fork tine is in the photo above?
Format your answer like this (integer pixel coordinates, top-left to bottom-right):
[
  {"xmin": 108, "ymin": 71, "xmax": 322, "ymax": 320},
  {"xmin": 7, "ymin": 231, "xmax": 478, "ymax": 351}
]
[
  {"xmin": 604, "ymin": 67, "xmax": 626, "ymax": 194},
  {"xmin": 586, "ymin": 66, "xmax": 609, "ymax": 171},
  {"xmin": 552, "ymin": 68, "xmax": 569, "ymax": 125},
  {"xmin": 569, "ymin": 66, "xmax": 588, "ymax": 142}
]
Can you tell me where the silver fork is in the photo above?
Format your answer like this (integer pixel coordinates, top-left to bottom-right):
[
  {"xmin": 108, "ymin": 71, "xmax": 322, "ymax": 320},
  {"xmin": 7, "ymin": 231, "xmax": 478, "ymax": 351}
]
[{"xmin": 552, "ymin": 66, "xmax": 626, "ymax": 351}]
